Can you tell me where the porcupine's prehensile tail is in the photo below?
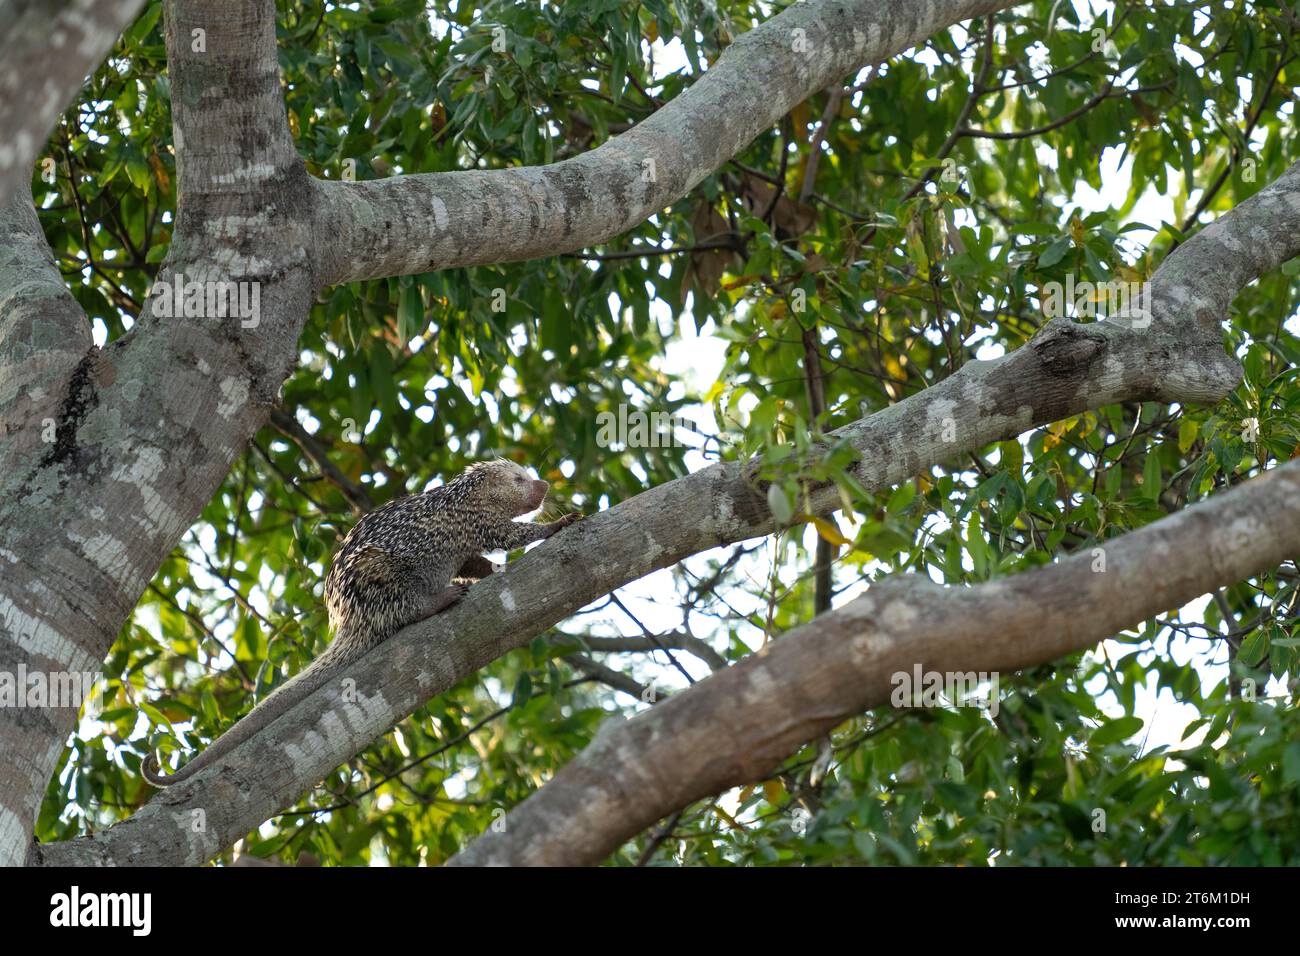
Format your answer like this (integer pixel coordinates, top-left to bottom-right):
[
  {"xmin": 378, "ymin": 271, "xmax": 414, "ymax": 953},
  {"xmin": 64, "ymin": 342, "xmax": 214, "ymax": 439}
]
[{"xmin": 142, "ymin": 632, "xmax": 366, "ymax": 787}]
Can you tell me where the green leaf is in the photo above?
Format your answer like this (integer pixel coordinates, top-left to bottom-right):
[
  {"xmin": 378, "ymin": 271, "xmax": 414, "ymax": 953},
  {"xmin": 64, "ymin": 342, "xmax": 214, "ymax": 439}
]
[
  {"xmin": 397, "ymin": 283, "xmax": 422, "ymax": 345},
  {"xmin": 1038, "ymin": 236, "xmax": 1072, "ymax": 268},
  {"xmin": 1282, "ymin": 743, "xmax": 1300, "ymax": 787},
  {"xmin": 512, "ymin": 672, "xmax": 533, "ymax": 706},
  {"xmin": 886, "ymin": 480, "xmax": 916, "ymax": 515},
  {"xmin": 1237, "ymin": 628, "xmax": 1269, "ymax": 667},
  {"xmin": 1090, "ymin": 716, "xmax": 1144, "ymax": 747},
  {"xmin": 368, "ymin": 345, "xmax": 398, "ymax": 414},
  {"xmin": 140, "ymin": 702, "xmax": 173, "ymax": 732}
]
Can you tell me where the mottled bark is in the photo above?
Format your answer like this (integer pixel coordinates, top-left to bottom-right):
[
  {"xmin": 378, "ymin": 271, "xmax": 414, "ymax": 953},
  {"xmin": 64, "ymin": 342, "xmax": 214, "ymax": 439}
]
[
  {"xmin": 0, "ymin": 188, "xmax": 95, "ymax": 475},
  {"xmin": 0, "ymin": 0, "xmax": 312, "ymax": 868},
  {"xmin": 0, "ymin": 0, "xmax": 147, "ymax": 207}
]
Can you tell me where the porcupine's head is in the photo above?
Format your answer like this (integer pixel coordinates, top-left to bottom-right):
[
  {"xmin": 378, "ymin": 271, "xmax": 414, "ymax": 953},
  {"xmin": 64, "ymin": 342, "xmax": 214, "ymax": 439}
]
[{"xmin": 458, "ymin": 458, "xmax": 550, "ymax": 516}]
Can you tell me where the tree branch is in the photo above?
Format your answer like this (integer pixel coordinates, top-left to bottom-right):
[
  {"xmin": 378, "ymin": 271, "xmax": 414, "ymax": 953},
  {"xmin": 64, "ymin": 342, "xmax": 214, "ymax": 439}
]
[
  {"xmin": 449, "ymin": 457, "xmax": 1300, "ymax": 866},
  {"xmin": 1, "ymin": 0, "xmax": 314, "ymax": 868},
  {"xmin": 269, "ymin": 408, "xmax": 373, "ymax": 513},
  {"xmin": 0, "ymin": 186, "xmax": 95, "ymax": 475},
  {"xmin": 0, "ymin": 0, "xmax": 147, "ymax": 207},
  {"xmin": 309, "ymin": 0, "xmax": 1022, "ymax": 285},
  {"xmin": 554, "ymin": 631, "xmax": 727, "ymax": 671}
]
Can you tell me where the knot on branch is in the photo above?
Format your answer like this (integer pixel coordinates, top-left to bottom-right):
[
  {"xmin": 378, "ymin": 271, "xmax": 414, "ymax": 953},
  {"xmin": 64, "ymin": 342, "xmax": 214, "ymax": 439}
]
[{"xmin": 1029, "ymin": 318, "xmax": 1108, "ymax": 375}]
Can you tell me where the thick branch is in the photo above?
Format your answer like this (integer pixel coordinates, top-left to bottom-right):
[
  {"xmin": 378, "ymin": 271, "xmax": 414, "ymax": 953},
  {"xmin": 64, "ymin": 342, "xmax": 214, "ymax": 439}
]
[
  {"xmin": 1, "ymin": 0, "xmax": 314, "ymax": 868},
  {"xmin": 0, "ymin": 0, "xmax": 146, "ymax": 207},
  {"xmin": 1149, "ymin": 158, "xmax": 1300, "ymax": 335},
  {"xmin": 450, "ymin": 457, "xmax": 1300, "ymax": 866},
  {"xmin": 310, "ymin": 0, "xmax": 1019, "ymax": 284},
  {"xmin": 0, "ymin": 186, "xmax": 94, "ymax": 475}
]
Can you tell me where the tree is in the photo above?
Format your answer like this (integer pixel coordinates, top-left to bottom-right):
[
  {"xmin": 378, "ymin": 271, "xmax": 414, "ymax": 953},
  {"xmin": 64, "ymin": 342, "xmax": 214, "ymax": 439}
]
[{"xmin": 2, "ymin": 0, "xmax": 1298, "ymax": 867}]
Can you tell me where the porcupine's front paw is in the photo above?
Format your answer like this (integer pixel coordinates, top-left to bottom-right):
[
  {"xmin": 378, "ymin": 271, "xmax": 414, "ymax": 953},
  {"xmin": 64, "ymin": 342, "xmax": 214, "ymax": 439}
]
[{"xmin": 548, "ymin": 513, "xmax": 583, "ymax": 534}]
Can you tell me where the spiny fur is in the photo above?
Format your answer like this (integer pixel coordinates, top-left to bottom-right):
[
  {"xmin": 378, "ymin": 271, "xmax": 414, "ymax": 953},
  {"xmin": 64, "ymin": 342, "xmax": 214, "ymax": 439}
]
[{"xmin": 143, "ymin": 458, "xmax": 579, "ymax": 787}]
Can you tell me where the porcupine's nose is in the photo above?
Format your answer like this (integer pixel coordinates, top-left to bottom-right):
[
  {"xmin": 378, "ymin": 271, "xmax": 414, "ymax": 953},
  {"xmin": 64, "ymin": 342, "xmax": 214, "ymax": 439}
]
[{"xmin": 529, "ymin": 479, "xmax": 549, "ymax": 508}]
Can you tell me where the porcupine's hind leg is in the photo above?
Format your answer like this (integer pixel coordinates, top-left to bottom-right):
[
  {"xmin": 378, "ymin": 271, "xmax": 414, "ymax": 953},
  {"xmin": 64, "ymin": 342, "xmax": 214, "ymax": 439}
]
[
  {"xmin": 394, "ymin": 578, "xmax": 469, "ymax": 625},
  {"xmin": 413, "ymin": 557, "xmax": 470, "ymax": 620},
  {"xmin": 426, "ymin": 582, "xmax": 470, "ymax": 614},
  {"xmin": 370, "ymin": 560, "xmax": 469, "ymax": 636}
]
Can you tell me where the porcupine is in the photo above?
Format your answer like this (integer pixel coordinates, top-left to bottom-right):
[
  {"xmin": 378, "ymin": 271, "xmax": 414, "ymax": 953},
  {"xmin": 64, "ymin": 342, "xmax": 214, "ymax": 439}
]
[{"xmin": 142, "ymin": 458, "xmax": 580, "ymax": 787}]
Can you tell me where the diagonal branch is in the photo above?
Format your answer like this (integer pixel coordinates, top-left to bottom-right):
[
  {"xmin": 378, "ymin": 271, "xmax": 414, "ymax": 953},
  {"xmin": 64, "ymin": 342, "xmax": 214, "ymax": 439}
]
[
  {"xmin": 309, "ymin": 0, "xmax": 1021, "ymax": 285},
  {"xmin": 449, "ymin": 457, "xmax": 1300, "ymax": 866}
]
